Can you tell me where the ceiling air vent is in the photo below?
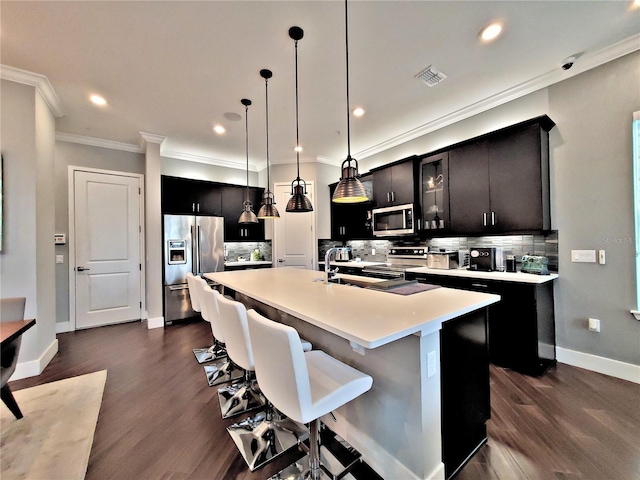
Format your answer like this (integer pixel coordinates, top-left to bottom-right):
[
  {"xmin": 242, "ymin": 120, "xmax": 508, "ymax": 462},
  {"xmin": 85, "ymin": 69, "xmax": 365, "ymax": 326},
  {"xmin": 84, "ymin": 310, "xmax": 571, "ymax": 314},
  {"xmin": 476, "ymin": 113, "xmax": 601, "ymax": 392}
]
[{"xmin": 415, "ymin": 65, "xmax": 447, "ymax": 87}]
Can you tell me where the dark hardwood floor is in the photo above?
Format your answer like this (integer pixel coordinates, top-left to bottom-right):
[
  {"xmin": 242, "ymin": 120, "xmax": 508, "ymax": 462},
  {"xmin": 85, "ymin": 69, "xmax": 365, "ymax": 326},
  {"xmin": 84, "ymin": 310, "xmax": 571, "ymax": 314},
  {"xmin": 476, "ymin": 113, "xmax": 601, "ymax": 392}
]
[{"xmin": 8, "ymin": 320, "xmax": 640, "ymax": 480}]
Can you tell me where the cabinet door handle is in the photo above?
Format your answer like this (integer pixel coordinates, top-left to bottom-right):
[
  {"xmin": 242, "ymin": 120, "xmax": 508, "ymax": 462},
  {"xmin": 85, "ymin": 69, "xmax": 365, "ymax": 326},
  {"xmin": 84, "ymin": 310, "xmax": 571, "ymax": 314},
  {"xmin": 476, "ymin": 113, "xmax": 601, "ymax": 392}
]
[
  {"xmin": 471, "ymin": 283, "xmax": 488, "ymax": 288},
  {"xmin": 197, "ymin": 203, "xmax": 200, "ymax": 213},
  {"xmin": 483, "ymin": 212, "xmax": 487, "ymax": 226},
  {"xmin": 192, "ymin": 202, "xmax": 196, "ymax": 212},
  {"xmin": 391, "ymin": 191, "xmax": 396, "ymax": 202},
  {"xmin": 387, "ymin": 192, "xmax": 391, "ymax": 203},
  {"xmin": 491, "ymin": 211, "xmax": 496, "ymax": 226}
]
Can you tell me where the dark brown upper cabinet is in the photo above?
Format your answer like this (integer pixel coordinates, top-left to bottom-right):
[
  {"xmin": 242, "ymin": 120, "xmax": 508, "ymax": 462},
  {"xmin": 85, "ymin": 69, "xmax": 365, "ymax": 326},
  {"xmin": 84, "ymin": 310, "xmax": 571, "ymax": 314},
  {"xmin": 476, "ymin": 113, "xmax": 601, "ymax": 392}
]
[
  {"xmin": 220, "ymin": 185, "xmax": 265, "ymax": 241},
  {"xmin": 448, "ymin": 117, "xmax": 554, "ymax": 234},
  {"xmin": 372, "ymin": 157, "xmax": 417, "ymax": 207},
  {"xmin": 161, "ymin": 175, "xmax": 222, "ymax": 216}
]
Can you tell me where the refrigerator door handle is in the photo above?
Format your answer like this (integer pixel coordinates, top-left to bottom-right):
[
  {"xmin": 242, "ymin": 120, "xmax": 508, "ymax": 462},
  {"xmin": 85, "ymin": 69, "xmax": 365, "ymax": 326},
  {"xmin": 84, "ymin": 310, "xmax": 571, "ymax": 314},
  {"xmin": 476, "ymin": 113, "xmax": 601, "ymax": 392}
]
[
  {"xmin": 190, "ymin": 224, "xmax": 197, "ymax": 275},
  {"xmin": 196, "ymin": 224, "xmax": 202, "ymax": 274}
]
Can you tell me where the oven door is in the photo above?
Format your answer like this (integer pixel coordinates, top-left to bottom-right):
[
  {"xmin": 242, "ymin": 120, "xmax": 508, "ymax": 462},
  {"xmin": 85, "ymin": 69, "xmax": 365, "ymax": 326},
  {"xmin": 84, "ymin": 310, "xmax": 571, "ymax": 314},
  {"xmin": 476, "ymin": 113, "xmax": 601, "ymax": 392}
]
[{"xmin": 372, "ymin": 204, "xmax": 415, "ymax": 237}]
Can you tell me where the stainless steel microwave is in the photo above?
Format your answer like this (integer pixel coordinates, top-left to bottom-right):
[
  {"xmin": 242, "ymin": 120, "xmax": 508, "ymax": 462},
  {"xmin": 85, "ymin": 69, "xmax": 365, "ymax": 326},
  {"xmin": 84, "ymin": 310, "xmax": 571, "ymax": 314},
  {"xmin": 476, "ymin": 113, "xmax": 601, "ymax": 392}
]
[{"xmin": 372, "ymin": 203, "xmax": 416, "ymax": 237}]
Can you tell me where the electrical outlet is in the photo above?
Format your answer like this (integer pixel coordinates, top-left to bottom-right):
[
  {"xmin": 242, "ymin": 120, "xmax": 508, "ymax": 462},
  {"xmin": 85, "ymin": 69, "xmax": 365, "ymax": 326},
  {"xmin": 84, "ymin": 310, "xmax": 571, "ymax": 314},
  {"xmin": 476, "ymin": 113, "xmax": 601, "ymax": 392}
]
[
  {"xmin": 56, "ymin": 255, "xmax": 64, "ymax": 264},
  {"xmin": 588, "ymin": 318, "xmax": 601, "ymax": 332},
  {"xmin": 371, "ymin": 248, "xmax": 376, "ymax": 256},
  {"xmin": 427, "ymin": 351, "xmax": 437, "ymax": 377}
]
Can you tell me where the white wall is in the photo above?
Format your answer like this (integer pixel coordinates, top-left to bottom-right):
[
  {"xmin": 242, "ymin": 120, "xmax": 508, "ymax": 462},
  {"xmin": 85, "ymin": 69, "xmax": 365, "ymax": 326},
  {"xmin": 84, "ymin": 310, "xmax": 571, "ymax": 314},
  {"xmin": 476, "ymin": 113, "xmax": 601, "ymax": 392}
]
[{"xmin": 1, "ymin": 79, "xmax": 58, "ymax": 377}]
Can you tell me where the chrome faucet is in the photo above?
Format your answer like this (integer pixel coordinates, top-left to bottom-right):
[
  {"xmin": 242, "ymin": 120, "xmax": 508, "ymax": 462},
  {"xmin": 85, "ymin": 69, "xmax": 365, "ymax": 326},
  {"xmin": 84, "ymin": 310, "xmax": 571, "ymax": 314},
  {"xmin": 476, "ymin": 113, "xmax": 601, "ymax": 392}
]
[{"xmin": 324, "ymin": 247, "xmax": 340, "ymax": 283}]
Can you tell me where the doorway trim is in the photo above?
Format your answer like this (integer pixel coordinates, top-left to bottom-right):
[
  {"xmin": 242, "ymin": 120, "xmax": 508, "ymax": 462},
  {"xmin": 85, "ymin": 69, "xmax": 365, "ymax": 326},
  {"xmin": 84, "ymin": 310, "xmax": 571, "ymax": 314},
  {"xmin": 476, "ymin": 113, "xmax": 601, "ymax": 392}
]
[{"xmin": 67, "ymin": 166, "xmax": 146, "ymax": 332}]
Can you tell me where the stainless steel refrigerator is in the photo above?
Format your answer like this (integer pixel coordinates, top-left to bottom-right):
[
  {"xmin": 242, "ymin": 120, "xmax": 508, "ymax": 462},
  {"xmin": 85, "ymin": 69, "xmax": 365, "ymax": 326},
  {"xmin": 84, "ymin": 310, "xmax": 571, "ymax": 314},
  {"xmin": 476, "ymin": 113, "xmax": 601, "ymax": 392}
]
[{"xmin": 163, "ymin": 214, "xmax": 224, "ymax": 323}]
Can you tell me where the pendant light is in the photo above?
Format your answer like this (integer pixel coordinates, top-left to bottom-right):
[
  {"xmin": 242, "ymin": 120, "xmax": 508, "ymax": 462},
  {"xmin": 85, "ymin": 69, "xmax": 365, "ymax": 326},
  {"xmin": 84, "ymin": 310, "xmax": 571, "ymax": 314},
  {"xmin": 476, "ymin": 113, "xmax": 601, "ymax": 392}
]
[
  {"xmin": 332, "ymin": 0, "xmax": 369, "ymax": 204},
  {"xmin": 238, "ymin": 98, "xmax": 259, "ymax": 224},
  {"xmin": 257, "ymin": 69, "xmax": 280, "ymax": 219},
  {"xmin": 285, "ymin": 26, "xmax": 313, "ymax": 213}
]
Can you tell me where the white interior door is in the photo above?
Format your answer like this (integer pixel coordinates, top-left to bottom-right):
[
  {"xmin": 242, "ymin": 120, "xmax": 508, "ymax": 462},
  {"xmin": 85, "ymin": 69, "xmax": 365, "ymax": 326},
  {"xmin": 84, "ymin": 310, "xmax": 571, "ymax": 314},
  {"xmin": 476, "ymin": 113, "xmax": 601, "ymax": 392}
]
[
  {"xmin": 273, "ymin": 182, "xmax": 316, "ymax": 270},
  {"xmin": 74, "ymin": 170, "xmax": 142, "ymax": 329}
]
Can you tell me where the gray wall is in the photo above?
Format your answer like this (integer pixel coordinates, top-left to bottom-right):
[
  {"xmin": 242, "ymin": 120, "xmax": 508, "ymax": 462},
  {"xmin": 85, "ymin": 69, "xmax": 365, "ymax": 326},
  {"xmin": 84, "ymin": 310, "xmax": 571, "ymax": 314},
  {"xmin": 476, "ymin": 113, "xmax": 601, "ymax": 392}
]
[
  {"xmin": 548, "ymin": 52, "xmax": 639, "ymax": 364},
  {"xmin": 359, "ymin": 52, "xmax": 640, "ymax": 366},
  {"xmin": 54, "ymin": 141, "xmax": 145, "ymax": 325},
  {"xmin": 1, "ymin": 79, "xmax": 57, "ymax": 367},
  {"xmin": 161, "ymin": 156, "xmax": 258, "ymax": 186}
]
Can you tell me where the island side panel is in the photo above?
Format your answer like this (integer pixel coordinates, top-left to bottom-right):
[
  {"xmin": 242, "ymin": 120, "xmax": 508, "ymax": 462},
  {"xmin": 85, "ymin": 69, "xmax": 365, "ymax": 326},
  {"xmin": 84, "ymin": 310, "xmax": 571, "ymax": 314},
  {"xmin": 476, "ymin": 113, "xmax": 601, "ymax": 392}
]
[{"xmin": 237, "ymin": 293, "xmax": 440, "ymax": 480}]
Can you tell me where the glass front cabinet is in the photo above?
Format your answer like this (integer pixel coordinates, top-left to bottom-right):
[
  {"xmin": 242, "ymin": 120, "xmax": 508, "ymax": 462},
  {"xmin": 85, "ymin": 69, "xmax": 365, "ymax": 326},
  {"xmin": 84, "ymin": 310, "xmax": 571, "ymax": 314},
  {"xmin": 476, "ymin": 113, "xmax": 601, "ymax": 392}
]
[{"xmin": 420, "ymin": 152, "xmax": 449, "ymax": 234}]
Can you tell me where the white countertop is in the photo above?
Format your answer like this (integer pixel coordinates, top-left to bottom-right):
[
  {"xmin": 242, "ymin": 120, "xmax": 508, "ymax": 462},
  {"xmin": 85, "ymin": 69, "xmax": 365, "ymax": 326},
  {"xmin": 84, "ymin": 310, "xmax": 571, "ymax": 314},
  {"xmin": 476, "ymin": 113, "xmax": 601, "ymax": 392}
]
[
  {"xmin": 407, "ymin": 266, "xmax": 558, "ymax": 284},
  {"xmin": 224, "ymin": 260, "xmax": 272, "ymax": 267},
  {"xmin": 205, "ymin": 267, "xmax": 499, "ymax": 349}
]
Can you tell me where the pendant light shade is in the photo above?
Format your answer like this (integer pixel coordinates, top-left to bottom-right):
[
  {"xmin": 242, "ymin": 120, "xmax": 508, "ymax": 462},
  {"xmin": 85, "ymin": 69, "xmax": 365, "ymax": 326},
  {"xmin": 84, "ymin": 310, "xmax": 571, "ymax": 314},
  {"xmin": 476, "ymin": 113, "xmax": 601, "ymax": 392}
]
[
  {"xmin": 257, "ymin": 69, "xmax": 280, "ymax": 219},
  {"xmin": 332, "ymin": 0, "xmax": 368, "ymax": 204},
  {"xmin": 239, "ymin": 98, "xmax": 259, "ymax": 224},
  {"xmin": 285, "ymin": 26, "xmax": 313, "ymax": 213}
]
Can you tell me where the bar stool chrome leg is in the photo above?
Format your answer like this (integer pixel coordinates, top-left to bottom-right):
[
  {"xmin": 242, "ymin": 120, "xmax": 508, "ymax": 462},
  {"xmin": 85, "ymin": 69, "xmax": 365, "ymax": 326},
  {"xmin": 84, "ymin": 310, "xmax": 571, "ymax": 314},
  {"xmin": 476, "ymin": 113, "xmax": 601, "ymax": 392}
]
[
  {"xmin": 227, "ymin": 402, "xmax": 308, "ymax": 471},
  {"xmin": 193, "ymin": 339, "xmax": 227, "ymax": 364},
  {"xmin": 218, "ymin": 370, "xmax": 266, "ymax": 418},
  {"xmin": 204, "ymin": 356, "xmax": 244, "ymax": 387}
]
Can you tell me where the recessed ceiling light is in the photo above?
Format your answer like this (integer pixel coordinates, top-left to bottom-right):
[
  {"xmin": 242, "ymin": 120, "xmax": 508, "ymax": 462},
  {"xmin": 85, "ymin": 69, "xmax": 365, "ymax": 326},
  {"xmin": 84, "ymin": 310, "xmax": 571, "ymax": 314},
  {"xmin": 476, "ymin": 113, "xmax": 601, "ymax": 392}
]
[
  {"xmin": 353, "ymin": 107, "xmax": 365, "ymax": 117},
  {"xmin": 90, "ymin": 94, "xmax": 107, "ymax": 106},
  {"xmin": 213, "ymin": 125, "xmax": 225, "ymax": 134},
  {"xmin": 480, "ymin": 22, "xmax": 503, "ymax": 42}
]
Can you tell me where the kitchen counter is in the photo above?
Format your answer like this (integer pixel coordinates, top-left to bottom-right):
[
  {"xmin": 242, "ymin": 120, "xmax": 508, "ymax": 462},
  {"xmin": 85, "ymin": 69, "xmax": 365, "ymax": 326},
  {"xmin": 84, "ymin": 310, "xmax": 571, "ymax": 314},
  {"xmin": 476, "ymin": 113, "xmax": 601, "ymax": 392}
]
[
  {"xmin": 407, "ymin": 266, "xmax": 558, "ymax": 284},
  {"xmin": 205, "ymin": 267, "xmax": 498, "ymax": 349},
  {"xmin": 317, "ymin": 260, "xmax": 385, "ymax": 268},
  {"xmin": 205, "ymin": 267, "xmax": 499, "ymax": 480},
  {"xmin": 224, "ymin": 260, "xmax": 272, "ymax": 267}
]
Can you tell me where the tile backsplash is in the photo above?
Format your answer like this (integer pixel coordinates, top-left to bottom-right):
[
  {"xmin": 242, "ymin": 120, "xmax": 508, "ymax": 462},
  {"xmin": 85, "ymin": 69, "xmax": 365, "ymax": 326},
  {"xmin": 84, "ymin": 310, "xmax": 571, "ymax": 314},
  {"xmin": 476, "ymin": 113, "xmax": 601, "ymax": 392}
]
[
  {"xmin": 225, "ymin": 241, "xmax": 272, "ymax": 262},
  {"xmin": 319, "ymin": 231, "xmax": 558, "ymax": 272}
]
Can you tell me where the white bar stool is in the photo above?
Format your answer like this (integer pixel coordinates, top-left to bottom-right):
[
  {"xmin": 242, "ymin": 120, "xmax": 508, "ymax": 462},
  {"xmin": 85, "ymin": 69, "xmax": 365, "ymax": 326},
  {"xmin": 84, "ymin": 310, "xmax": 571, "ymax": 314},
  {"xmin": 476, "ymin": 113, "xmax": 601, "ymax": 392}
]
[
  {"xmin": 215, "ymin": 294, "xmax": 267, "ymax": 418},
  {"xmin": 188, "ymin": 273, "xmax": 220, "ymax": 364},
  {"xmin": 247, "ymin": 309, "xmax": 373, "ymax": 480},
  {"xmin": 199, "ymin": 282, "xmax": 244, "ymax": 386}
]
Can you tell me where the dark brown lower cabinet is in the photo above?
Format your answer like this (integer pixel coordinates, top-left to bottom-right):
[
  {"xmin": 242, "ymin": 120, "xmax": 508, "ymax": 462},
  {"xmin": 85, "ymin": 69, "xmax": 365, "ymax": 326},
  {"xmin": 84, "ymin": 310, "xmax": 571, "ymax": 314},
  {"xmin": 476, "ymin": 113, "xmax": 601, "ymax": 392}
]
[
  {"xmin": 407, "ymin": 272, "xmax": 556, "ymax": 376},
  {"xmin": 440, "ymin": 308, "xmax": 490, "ymax": 480}
]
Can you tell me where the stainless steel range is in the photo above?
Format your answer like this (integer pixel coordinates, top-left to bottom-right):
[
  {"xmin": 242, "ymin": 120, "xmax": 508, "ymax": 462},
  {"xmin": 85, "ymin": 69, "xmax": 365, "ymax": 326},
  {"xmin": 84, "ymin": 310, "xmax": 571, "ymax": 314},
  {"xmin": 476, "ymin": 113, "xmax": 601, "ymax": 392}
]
[{"xmin": 361, "ymin": 246, "xmax": 429, "ymax": 279}]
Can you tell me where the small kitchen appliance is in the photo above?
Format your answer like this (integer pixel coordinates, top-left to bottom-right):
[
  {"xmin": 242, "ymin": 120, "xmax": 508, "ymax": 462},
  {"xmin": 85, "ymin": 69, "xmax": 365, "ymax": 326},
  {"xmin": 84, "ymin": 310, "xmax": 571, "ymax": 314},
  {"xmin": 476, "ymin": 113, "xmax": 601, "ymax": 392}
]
[
  {"xmin": 520, "ymin": 255, "xmax": 549, "ymax": 275},
  {"xmin": 334, "ymin": 246, "xmax": 352, "ymax": 262},
  {"xmin": 468, "ymin": 247, "xmax": 504, "ymax": 272},
  {"xmin": 426, "ymin": 250, "xmax": 459, "ymax": 270}
]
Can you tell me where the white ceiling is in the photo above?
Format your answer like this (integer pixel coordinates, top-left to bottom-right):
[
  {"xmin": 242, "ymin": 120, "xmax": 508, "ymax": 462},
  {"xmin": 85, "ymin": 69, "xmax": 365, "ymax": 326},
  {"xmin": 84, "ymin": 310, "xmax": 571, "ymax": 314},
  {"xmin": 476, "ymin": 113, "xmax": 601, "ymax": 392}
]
[{"xmin": 2, "ymin": 1, "xmax": 639, "ymax": 171}]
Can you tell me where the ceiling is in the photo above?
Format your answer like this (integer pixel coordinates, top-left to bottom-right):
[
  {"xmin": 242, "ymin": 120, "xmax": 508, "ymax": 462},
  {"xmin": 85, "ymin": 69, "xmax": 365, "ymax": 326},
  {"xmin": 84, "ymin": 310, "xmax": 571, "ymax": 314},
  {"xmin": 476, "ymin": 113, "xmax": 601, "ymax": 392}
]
[{"xmin": 2, "ymin": 1, "xmax": 639, "ymax": 171}]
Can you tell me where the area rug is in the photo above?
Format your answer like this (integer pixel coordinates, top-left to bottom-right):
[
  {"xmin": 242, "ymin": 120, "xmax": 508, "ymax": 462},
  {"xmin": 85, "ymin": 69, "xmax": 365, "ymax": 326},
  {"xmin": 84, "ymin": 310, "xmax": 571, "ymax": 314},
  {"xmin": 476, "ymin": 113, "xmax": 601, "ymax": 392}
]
[{"xmin": 0, "ymin": 370, "xmax": 107, "ymax": 480}]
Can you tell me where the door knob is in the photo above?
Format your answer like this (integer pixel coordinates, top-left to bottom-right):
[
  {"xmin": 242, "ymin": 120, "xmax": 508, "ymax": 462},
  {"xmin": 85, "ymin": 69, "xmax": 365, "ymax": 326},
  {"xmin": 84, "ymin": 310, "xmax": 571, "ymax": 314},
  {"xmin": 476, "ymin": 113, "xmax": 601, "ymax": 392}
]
[
  {"xmin": 77, "ymin": 266, "xmax": 90, "ymax": 271},
  {"xmin": 278, "ymin": 259, "xmax": 285, "ymax": 263}
]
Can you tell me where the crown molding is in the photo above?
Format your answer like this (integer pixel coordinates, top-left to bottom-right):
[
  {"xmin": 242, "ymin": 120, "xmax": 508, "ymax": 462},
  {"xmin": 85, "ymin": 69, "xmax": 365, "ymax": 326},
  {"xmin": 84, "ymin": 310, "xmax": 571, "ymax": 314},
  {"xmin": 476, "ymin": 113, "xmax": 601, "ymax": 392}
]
[
  {"xmin": 354, "ymin": 33, "xmax": 640, "ymax": 161},
  {"xmin": 139, "ymin": 131, "xmax": 167, "ymax": 147},
  {"xmin": 56, "ymin": 132, "xmax": 144, "ymax": 153},
  {"xmin": 0, "ymin": 64, "xmax": 65, "ymax": 117},
  {"xmin": 161, "ymin": 149, "xmax": 256, "ymax": 172}
]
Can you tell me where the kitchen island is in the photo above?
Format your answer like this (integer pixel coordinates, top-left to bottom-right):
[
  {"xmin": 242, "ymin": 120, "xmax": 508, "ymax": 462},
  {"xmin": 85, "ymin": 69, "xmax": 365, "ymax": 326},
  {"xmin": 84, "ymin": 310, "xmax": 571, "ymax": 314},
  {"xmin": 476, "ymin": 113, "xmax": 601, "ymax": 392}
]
[{"xmin": 205, "ymin": 267, "xmax": 500, "ymax": 480}]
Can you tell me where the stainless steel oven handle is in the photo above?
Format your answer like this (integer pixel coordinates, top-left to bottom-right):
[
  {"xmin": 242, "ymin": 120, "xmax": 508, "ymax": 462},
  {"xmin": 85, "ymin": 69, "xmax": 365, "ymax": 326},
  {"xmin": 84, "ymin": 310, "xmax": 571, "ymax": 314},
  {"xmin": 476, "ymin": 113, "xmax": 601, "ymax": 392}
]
[{"xmin": 168, "ymin": 285, "xmax": 189, "ymax": 291}]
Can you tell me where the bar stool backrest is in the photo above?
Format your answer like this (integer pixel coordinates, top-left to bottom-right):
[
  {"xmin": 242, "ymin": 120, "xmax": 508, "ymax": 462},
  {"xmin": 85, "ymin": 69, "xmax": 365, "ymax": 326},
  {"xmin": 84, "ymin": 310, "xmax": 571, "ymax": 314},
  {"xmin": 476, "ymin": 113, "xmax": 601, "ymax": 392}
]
[
  {"xmin": 186, "ymin": 273, "xmax": 201, "ymax": 313},
  {"xmin": 199, "ymin": 286, "xmax": 225, "ymax": 343},
  {"xmin": 246, "ymin": 309, "xmax": 312, "ymax": 424},
  {"xmin": 196, "ymin": 277, "xmax": 212, "ymax": 322},
  {"xmin": 216, "ymin": 295, "xmax": 254, "ymax": 372}
]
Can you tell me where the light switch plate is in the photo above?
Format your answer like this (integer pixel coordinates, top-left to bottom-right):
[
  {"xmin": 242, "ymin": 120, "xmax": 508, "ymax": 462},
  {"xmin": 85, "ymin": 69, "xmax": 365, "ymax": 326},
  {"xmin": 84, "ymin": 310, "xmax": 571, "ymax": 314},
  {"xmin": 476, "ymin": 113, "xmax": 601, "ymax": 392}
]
[
  {"xmin": 571, "ymin": 250, "xmax": 596, "ymax": 263},
  {"xmin": 598, "ymin": 250, "xmax": 606, "ymax": 264}
]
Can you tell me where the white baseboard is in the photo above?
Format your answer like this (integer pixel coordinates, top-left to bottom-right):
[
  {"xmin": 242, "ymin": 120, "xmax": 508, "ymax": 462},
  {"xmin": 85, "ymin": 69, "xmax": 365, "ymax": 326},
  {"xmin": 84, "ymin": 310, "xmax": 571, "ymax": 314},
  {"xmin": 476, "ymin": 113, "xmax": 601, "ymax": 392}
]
[
  {"xmin": 556, "ymin": 347, "xmax": 640, "ymax": 384},
  {"xmin": 11, "ymin": 338, "xmax": 59, "ymax": 381},
  {"xmin": 55, "ymin": 321, "xmax": 71, "ymax": 334},
  {"xmin": 147, "ymin": 316, "xmax": 164, "ymax": 329}
]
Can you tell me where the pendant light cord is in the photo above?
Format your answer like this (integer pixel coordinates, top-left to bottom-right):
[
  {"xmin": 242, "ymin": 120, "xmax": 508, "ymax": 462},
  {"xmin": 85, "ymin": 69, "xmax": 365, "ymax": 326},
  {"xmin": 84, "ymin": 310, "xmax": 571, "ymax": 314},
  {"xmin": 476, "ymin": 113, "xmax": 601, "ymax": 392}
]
[
  {"xmin": 245, "ymin": 102, "xmax": 250, "ymax": 202},
  {"xmin": 264, "ymin": 76, "xmax": 271, "ymax": 192},
  {"xmin": 344, "ymin": 0, "xmax": 352, "ymax": 161},
  {"xmin": 295, "ymin": 38, "xmax": 301, "ymax": 180}
]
